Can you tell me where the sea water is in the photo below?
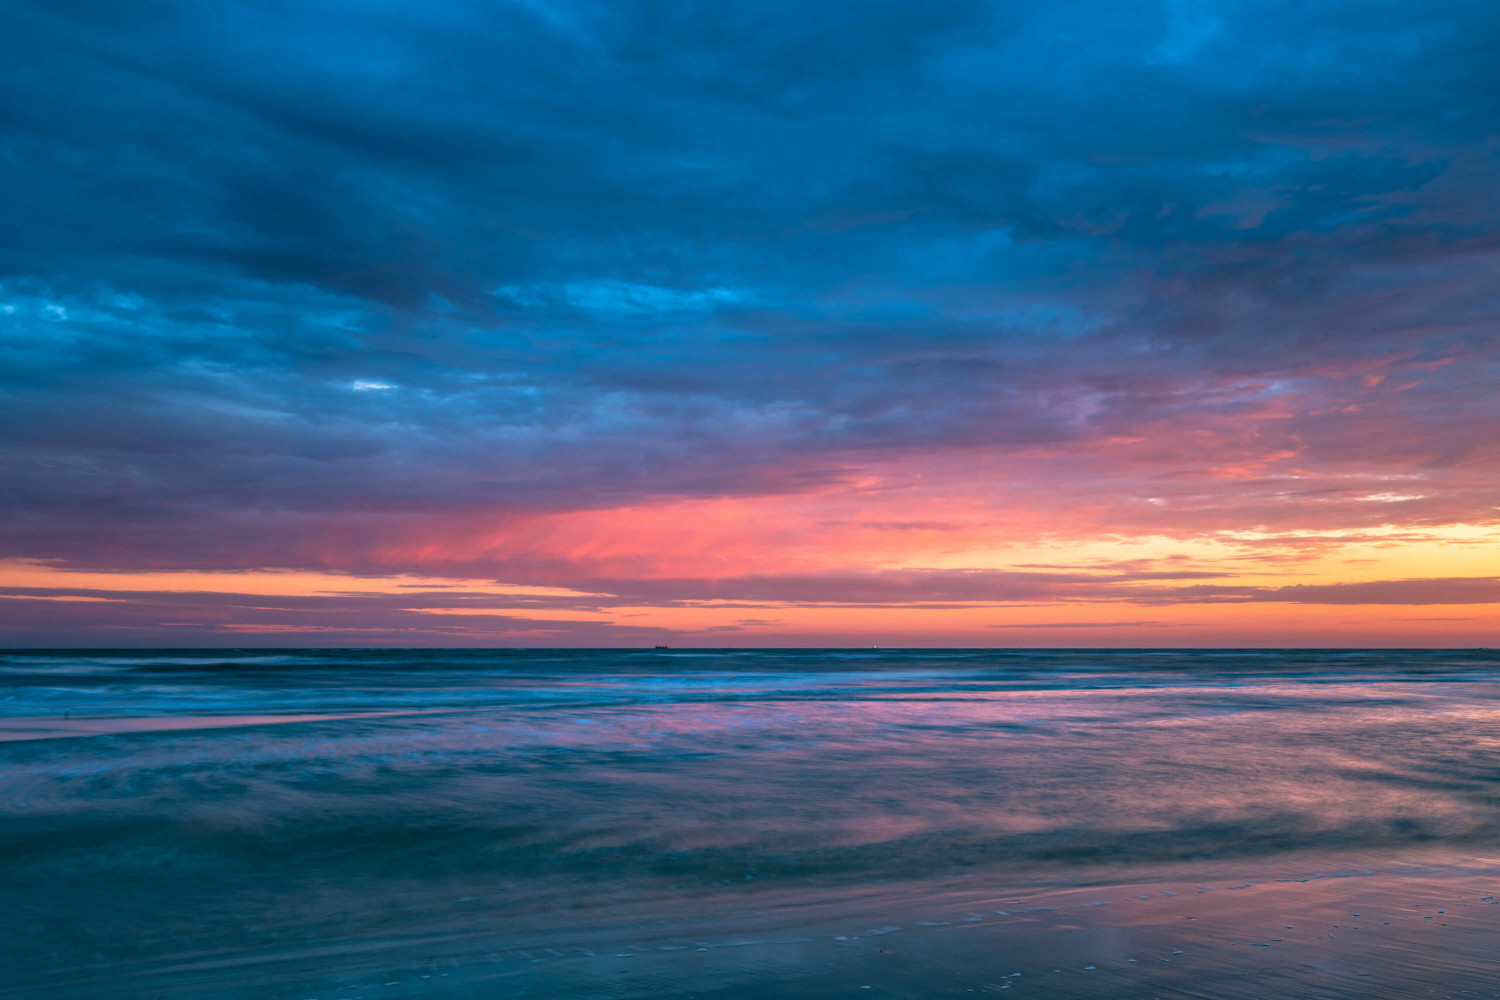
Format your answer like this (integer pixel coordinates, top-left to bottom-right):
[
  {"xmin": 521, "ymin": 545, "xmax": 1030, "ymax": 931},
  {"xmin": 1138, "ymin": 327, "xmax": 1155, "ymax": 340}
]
[{"xmin": 3, "ymin": 648, "xmax": 1500, "ymax": 998}]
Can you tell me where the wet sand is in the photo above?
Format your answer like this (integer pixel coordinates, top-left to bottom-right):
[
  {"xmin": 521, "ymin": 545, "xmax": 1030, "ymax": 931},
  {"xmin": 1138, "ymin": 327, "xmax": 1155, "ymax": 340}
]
[{"xmin": 12, "ymin": 858, "xmax": 1500, "ymax": 999}]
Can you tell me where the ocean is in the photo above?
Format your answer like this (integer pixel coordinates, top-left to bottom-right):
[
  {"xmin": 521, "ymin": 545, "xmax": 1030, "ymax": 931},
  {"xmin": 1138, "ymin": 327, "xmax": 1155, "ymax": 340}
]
[{"xmin": 3, "ymin": 648, "xmax": 1500, "ymax": 998}]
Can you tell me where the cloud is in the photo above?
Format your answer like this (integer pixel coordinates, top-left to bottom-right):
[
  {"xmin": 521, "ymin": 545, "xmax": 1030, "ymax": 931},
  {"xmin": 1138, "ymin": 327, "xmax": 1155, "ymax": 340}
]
[
  {"xmin": 1126, "ymin": 577, "xmax": 1500, "ymax": 607},
  {"xmin": 1, "ymin": 563, "xmax": 1496, "ymax": 645},
  {"xmin": 493, "ymin": 281, "xmax": 758, "ymax": 318},
  {"xmin": 0, "ymin": 0, "xmax": 1498, "ymax": 641},
  {"xmin": 991, "ymin": 621, "xmax": 1202, "ymax": 629}
]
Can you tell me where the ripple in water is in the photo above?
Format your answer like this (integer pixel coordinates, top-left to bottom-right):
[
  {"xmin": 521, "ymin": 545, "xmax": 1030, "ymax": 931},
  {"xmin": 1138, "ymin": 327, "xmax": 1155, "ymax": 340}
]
[{"xmin": 3, "ymin": 648, "xmax": 1500, "ymax": 998}]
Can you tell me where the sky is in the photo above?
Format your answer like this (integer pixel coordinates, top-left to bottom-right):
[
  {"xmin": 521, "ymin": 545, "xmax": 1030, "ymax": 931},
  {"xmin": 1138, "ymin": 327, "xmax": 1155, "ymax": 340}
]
[{"xmin": 1, "ymin": 0, "xmax": 1498, "ymax": 647}]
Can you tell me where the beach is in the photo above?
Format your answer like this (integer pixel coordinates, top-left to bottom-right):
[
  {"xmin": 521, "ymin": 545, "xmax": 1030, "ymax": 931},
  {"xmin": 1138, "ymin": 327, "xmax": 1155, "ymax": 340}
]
[{"xmin": 4, "ymin": 649, "xmax": 1500, "ymax": 998}]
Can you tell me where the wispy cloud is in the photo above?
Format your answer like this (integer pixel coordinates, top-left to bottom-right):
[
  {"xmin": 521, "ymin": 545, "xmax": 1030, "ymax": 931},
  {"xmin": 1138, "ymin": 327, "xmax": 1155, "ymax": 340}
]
[{"xmin": 991, "ymin": 621, "xmax": 1202, "ymax": 629}]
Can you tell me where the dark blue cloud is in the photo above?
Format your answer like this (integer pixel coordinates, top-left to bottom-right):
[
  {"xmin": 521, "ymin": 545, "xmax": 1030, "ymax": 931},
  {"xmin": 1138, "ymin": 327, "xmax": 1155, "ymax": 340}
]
[{"xmin": 1, "ymin": 0, "xmax": 1498, "ymax": 572}]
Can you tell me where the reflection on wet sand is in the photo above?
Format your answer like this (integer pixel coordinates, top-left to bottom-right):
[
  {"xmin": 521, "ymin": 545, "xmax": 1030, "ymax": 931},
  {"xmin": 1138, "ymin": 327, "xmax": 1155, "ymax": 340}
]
[{"xmin": 14, "ymin": 860, "xmax": 1500, "ymax": 999}]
